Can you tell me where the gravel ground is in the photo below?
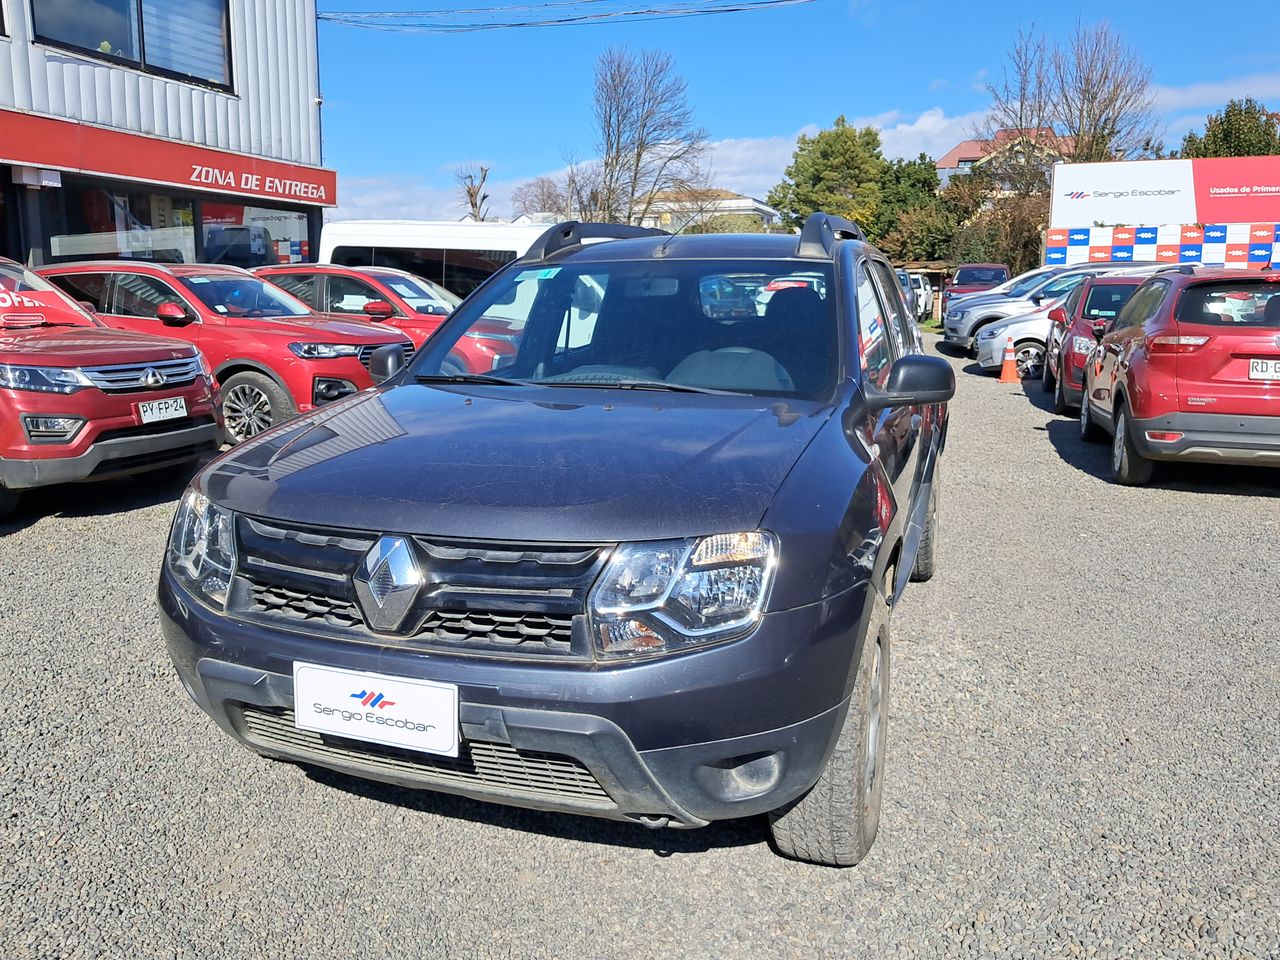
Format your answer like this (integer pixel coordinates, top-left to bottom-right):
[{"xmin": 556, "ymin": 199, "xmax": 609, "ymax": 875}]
[{"xmin": 2, "ymin": 338, "xmax": 1278, "ymax": 959}]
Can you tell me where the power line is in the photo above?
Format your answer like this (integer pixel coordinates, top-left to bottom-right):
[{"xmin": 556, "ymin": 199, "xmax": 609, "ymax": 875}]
[{"xmin": 318, "ymin": 0, "xmax": 817, "ymax": 33}]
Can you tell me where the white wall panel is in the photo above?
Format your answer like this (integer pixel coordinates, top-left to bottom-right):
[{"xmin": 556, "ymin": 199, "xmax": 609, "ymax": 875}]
[{"xmin": 0, "ymin": 0, "xmax": 323, "ymax": 167}]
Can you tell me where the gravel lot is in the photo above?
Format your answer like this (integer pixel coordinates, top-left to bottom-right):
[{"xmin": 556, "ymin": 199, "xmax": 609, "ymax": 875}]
[{"xmin": 3, "ymin": 338, "xmax": 1278, "ymax": 959}]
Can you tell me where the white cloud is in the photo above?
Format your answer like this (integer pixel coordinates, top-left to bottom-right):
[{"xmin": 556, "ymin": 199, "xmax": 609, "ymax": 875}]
[
  {"xmin": 330, "ymin": 172, "xmax": 530, "ymax": 222},
  {"xmin": 1152, "ymin": 72, "xmax": 1280, "ymax": 111},
  {"xmin": 864, "ymin": 107, "xmax": 988, "ymax": 160},
  {"xmin": 928, "ymin": 77, "xmax": 950, "ymax": 92}
]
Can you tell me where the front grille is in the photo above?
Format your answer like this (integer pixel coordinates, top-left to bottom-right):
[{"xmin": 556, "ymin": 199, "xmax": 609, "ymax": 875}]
[
  {"xmin": 232, "ymin": 516, "xmax": 606, "ymax": 659},
  {"xmin": 81, "ymin": 356, "xmax": 202, "ymax": 392},
  {"xmin": 234, "ymin": 704, "xmax": 613, "ymax": 806},
  {"xmin": 357, "ymin": 343, "xmax": 415, "ymax": 371},
  {"xmin": 96, "ymin": 415, "xmax": 216, "ymax": 444}
]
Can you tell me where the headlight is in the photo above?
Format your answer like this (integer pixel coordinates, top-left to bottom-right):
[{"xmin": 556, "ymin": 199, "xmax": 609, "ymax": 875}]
[
  {"xmin": 589, "ymin": 531, "xmax": 777, "ymax": 659},
  {"xmin": 288, "ymin": 343, "xmax": 362, "ymax": 359},
  {"xmin": 196, "ymin": 352, "xmax": 213, "ymax": 379},
  {"xmin": 979, "ymin": 328, "xmax": 1002, "ymax": 340},
  {"xmin": 167, "ymin": 490, "xmax": 237, "ymax": 609},
  {"xmin": 0, "ymin": 363, "xmax": 92, "ymax": 393},
  {"xmin": 1071, "ymin": 336, "xmax": 1095, "ymax": 356}
]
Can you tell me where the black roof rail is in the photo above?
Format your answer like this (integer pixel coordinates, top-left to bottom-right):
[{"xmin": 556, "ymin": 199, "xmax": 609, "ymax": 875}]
[
  {"xmin": 521, "ymin": 221, "xmax": 669, "ymax": 263},
  {"xmin": 796, "ymin": 212, "xmax": 867, "ymax": 258},
  {"xmin": 1178, "ymin": 263, "xmax": 1197, "ymax": 274}
]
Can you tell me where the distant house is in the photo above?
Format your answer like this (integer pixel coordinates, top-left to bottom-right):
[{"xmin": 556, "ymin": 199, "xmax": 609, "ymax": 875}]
[
  {"xmin": 632, "ymin": 189, "xmax": 781, "ymax": 232},
  {"xmin": 936, "ymin": 128, "xmax": 1074, "ymax": 188}
]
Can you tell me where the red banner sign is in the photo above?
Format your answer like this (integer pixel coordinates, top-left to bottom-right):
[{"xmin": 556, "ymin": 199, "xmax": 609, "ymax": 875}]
[{"xmin": 0, "ymin": 109, "xmax": 336, "ymax": 207}]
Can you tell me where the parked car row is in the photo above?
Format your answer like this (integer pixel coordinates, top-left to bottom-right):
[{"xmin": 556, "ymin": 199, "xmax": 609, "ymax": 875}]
[{"xmin": 1, "ymin": 259, "xmax": 460, "ymax": 519}]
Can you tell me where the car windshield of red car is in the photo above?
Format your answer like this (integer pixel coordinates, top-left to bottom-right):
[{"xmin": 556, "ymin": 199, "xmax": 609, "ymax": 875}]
[
  {"xmin": 1082, "ymin": 284, "xmax": 1139, "ymax": 321},
  {"xmin": 1176, "ymin": 280, "xmax": 1280, "ymax": 327},
  {"xmin": 370, "ymin": 272, "xmax": 462, "ymax": 313},
  {"xmin": 179, "ymin": 276, "xmax": 312, "ymax": 318},
  {"xmin": 954, "ymin": 267, "xmax": 1007, "ymax": 285},
  {"xmin": 0, "ymin": 262, "xmax": 98, "ymax": 328}
]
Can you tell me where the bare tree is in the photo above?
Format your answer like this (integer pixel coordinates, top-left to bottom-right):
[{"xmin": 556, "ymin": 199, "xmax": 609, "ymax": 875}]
[
  {"xmin": 511, "ymin": 176, "xmax": 568, "ymax": 218},
  {"xmin": 1052, "ymin": 22, "xmax": 1161, "ymax": 162},
  {"xmin": 591, "ymin": 47, "xmax": 710, "ymax": 224},
  {"xmin": 455, "ymin": 164, "xmax": 491, "ymax": 221},
  {"xmin": 982, "ymin": 27, "xmax": 1058, "ymax": 197}
]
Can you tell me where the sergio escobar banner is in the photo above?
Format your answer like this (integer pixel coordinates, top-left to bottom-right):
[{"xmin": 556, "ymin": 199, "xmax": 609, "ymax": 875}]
[{"xmin": 1050, "ymin": 156, "xmax": 1280, "ymax": 228}]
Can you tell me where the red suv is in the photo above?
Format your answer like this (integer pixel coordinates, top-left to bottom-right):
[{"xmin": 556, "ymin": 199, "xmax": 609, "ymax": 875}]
[
  {"xmin": 41, "ymin": 262, "xmax": 413, "ymax": 443},
  {"xmin": 941, "ymin": 263, "xmax": 1010, "ymax": 313},
  {"xmin": 252, "ymin": 264, "xmax": 459, "ymax": 349},
  {"xmin": 1043, "ymin": 276, "xmax": 1142, "ymax": 414},
  {"xmin": 1078, "ymin": 267, "xmax": 1280, "ymax": 484},
  {"xmin": 0, "ymin": 258, "xmax": 219, "ymax": 520}
]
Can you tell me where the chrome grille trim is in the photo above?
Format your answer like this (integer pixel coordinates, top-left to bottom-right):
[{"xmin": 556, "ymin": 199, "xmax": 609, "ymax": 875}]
[{"xmin": 81, "ymin": 356, "xmax": 202, "ymax": 392}]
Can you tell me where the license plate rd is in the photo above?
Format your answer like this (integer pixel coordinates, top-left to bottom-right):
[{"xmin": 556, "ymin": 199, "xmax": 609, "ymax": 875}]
[
  {"xmin": 137, "ymin": 397, "xmax": 188, "ymax": 423},
  {"xmin": 1248, "ymin": 358, "xmax": 1280, "ymax": 381},
  {"xmin": 292, "ymin": 662, "xmax": 460, "ymax": 757}
]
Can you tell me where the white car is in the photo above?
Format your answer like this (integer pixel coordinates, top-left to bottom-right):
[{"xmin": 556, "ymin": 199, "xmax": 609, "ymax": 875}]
[
  {"xmin": 975, "ymin": 300, "xmax": 1063, "ymax": 378},
  {"xmin": 911, "ymin": 274, "xmax": 933, "ymax": 319}
]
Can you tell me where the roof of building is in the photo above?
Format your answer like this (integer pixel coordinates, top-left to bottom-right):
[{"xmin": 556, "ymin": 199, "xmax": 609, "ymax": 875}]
[{"xmin": 936, "ymin": 128, "xmax": 1075, "ymax": 170}]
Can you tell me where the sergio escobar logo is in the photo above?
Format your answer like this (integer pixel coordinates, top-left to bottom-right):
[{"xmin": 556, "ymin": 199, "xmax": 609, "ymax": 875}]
[
  {"xmin": 311, "ymin": 693, "xmax": 436, "ymax": 732},
  {"xmin": 1088, "ymin": 188, "xmax": 1182, "ymax": 199}
]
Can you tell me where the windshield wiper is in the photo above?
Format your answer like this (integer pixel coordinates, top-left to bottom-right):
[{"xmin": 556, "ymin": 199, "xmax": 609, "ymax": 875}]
[
  {"xmin": 541, "ymin": 378, "xmax": 746, "ymax": 396},
  {"xmin": 414, "ymin": 373, "xmax": 530, "ymax": 386}
]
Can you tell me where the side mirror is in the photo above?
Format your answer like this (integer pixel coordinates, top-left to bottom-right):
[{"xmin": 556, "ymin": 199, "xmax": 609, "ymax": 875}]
[
  {"xmin": 368, "ymin": 344, "xmax": 405, "ymax": 384},
  {"xmin": 1048, "ymin": 307, "xmax": 1067, "ymax": 325},
  {"xmin": 866, "ymin": 355, "xmax": 956, "ymax": 412},
  {"xmin": 1030, "ymin": 295, "xmax": 1044, "ymax": 306},
  {"xmin": 362, "ymin": 300, "xmax": 395, "ymax": 320},
  {"xmin": 1091, "ymin": 320, "xmax": 1108, "ymax": 341},
  {"xmin": 156, "ymin": 301, "xmax": 192, "ymax": 325}
]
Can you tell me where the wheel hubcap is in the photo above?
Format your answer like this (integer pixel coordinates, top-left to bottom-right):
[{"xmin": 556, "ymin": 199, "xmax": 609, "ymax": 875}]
[
  {"xmin": 863, "ymin": 638, "xmax": 885, "ymax": 813},
  {"xmin": 1015, "ymin": 345, "xmax": 1044, "ymax": 380},
  {"xmin": 223, "ymin": 384, "xmax": 273, "ymax": 442}
]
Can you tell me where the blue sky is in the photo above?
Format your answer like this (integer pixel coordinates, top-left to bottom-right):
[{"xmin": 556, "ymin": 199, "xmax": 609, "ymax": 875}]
[{"xmin": 317, "ymin": 0, "xmax": 1280, "ymax": 220}]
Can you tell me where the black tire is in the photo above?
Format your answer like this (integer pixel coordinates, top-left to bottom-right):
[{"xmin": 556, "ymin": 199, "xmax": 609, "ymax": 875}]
[
  {"xmin": 910, "ymin": 468, "xmax": 939, "ymax": 583},
  {"xmin": 1079, "ymin": 387, "xmax": 1104, "ymax": 443},
  {"xmin": 1052, "ymin": 366, "xmax": 1073, "ymax": 415},
  {"xmin": 0, "ymin": 483, "xmax": 19, "ymax": 522},
  {"xmin": 769, "ymin": 588, "xmax": 890, "ymax": 867},
  {"xmin": 220, "ymin": 371, "xmax": 296, "ymax": 445},
  {"xmin": 1014, "ymin": 340, "xmax": 1045, "ymax": 381},
  {"xmin": 1040, "ymin": 347, "xmax": 1056, "ymax": 392},
  {"xmin": 1111, "ymin": 403, "xmax": 1155, "ymax": 486}
]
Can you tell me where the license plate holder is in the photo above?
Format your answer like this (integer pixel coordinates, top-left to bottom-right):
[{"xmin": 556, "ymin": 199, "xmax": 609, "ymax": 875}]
[
  {"xmin": 1248, "ymin": 358, "xmax": 1280, "ymax": 381},
  {"xmin": 137, "ymin": 396, "xmax": 188, "ymax": 424},
  {"xmin": 292, "ymin": 662, "xmax": 460, "ymax": 757}
]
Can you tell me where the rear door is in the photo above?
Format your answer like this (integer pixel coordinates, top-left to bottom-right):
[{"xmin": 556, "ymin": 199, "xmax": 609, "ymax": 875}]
[
  {"xmin": 1172, "ymin": 278, "xmax": 1280, "ymax": 416},
  {"xmin": 266, "ymin": 270, "xmax": 322, "ymax": 310},
  {"xmin": 1095, "ymin": 279, "xmax": 1169, "ymax": 421}
]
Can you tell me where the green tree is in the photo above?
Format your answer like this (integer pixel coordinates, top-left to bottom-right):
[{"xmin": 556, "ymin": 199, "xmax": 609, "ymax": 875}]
[
  {"xmin": 1180, "ymin": 98, "xmax": 1280, "ymax": 158},
  {"xmin": 880, "ymin": 202, "xmax": 956, "ymax": 262},
  {"xmin": 767, "ymin": 117, "xmax": 887, "ymax": 229},
  {"xmin": 871, "ymin": 153, "xmax": 940, "ymax": 242}
]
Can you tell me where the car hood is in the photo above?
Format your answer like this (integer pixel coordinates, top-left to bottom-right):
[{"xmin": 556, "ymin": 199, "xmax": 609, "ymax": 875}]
[
  {"xmin": 201, "ymin": 385, "xmax": 834, "ymax": 542},
  {"xmin": 225, "ymin": 314, "xmax": 412, "ymax": 344},
  {"xmin": 985, "ymin": 311, "xmax": 1053, "ymax": 340},
  {"xmin": 0, "ymin": 325, "xmax": 195, "ymax": 365}
]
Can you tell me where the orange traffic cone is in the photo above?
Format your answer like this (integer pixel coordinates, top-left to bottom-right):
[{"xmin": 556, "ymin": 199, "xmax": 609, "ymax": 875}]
[{"xmin": 997, "ymin": 336, "xmax": 1020, "ymax": 383}]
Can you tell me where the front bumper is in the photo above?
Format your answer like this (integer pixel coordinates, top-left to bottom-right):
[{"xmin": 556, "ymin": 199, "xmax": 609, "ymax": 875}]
[
  {"xmin": 0, "ymin": 421, "xmax": 221, "ymax": 489},
  {"xmin": 160, "ymin": 571, "xmax": 876, "ymax": 827},
  {"xmin": 976, "ymin": 335, "xmax": 1005, "ymax": 370},
  {"xmin": 1131, "ymin": 412, "xmax": 1280, "ymax": 465},
  {"xmin": 942, "ymin": 320, "xmax": 971, "ymax": 346}
]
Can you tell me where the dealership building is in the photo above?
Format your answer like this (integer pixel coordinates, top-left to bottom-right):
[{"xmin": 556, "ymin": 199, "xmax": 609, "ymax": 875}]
[{"xmin": 0, "ymin": 0, "xmax": 335, "ymax": 268}]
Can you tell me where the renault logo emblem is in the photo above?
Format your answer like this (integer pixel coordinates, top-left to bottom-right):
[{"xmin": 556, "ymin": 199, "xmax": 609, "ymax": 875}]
[
  {"xmin": 353, "ymin": 536, "xmax": 423, "ymax": 632},
  {"xmin": 143, "ymin": 367, "xmax": 167, "ymax": 388}
]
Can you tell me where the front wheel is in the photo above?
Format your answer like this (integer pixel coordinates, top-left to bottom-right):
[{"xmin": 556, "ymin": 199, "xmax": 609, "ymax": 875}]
[
  {"xmin": 1040, "ymin": 347, "xmax": 1057, "ymax": 392},
  {"xmin": 1079, "ymin": 388, "xmax": 1103, "ymax": 443},
  {"xmin": 1052, "ymin": 367, "xmax": 1074, "ymax": 415},
  {"xmin": 1015, "ymin": 341, "xmax": 1045, "ymax": 381},
  {"xmin": 769, "ymin": 597, "xmax": 890, "ymax": 867},
  {"xmin": 221, "ymin": 372, "xmax": 296, "ymax": 445},
  {"xmin": 1111, "ymin": 404, "xmax": 1155, "ymax": 486}
]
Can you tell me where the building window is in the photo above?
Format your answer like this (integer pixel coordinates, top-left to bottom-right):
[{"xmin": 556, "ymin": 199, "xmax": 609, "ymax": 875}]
[
  {"xmin": 201, "ymin": 202, "xmax": 309, "ymax": 267},
  {"xmin": 32, "ymin": 0, "xmax": 230, "ymax": 89},
  {"xmin": 41, "ymin": 178, "xmax": 197, "ymax": 264}
]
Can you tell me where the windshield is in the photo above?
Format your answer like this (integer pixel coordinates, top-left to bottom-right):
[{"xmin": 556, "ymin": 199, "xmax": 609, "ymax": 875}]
[
  {"xmin": 414, "ymin": 258, "xmax": 838, "ymax": 399},
  {"xmin": 1005, "ymin": 269, "xmax": 1056, "ymax": 297},
  {"xmin": 179, "ymin": 275, "xmax": 311, "ymax": 318},
  {"xmin": 370, "ymin": 271, "xmax": 462, "ymax": 313},
  {"xmin": 1177, "ymin": 280, "xmax": 1280, "ymax": 327},
  {"xmin": 1083, "ymin": 284, "xmax": 1138, "ymax": 321},
  {"xmin": 1039, "ymin": 272, "xmax": 1089, "ymax": 298},
  {"xmin": 0, "ymin": 262, "xmax": 97, "ymax": 327},
  {"xmin": 954, "ymin": 266, "xmax": 1007, "ymax": 285}
]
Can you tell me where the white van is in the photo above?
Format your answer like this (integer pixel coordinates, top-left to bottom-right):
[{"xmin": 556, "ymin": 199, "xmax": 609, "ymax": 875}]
[{"xmin": 318, "ymin": 220, "xmax": 553, "ymax": 299}]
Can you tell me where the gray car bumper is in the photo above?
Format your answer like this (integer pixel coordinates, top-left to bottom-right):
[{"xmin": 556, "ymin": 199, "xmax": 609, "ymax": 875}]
[{"xmin": 1132, "ymin": 412, "xmax": 1280, "ymax": 465}]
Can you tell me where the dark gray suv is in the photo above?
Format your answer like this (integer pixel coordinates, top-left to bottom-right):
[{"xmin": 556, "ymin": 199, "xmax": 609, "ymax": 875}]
[{"xmin": 159, "ymin": 215, "xmax": 954, "ymax": 867}]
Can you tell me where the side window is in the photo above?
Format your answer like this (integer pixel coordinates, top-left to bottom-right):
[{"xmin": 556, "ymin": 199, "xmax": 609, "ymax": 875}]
[
  {"xmin": 1063, "ymin": 283, "xmax": 1085, "ymax": 317},
  {"xmin": 870, "ymin": 260, "xmax": 917, "ymax": 353},
  {"xmin": 1136, "ymin": 279, "xmax": 1171, "ymax": 327},
  {"xmin": 554, "ymin": 275, "xmax": 608, "ymax": 356},
  {"xmin": 856, "ymin": 261, "xmax": 896, "ymax": 389},
  {"xmin": 1114, "ymin": 281, "xmax": 1167, "ymax": 331},
  {"xmin": 325, "ymin": 275, "xmax": 392, "ymax": 315},
  {"xmin": 111, "ymin": 274, "xmax": 187, "ymax": 319},
  {"xmin": 47, "ymin": 273, "xmax": 110, "ymax": 311},
  {"xmin": 270, "ymin": 273, "xmax": 319, "ymax": 308}
]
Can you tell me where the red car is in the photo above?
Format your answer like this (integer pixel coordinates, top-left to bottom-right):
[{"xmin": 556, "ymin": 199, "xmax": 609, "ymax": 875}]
[
  {"xmin": 0, "ymin": 258, "xmax": 220, "ymax": 520},
  {"xmin": 41, "ymin": 262, "xmax": 412, "ymax": 443},
  {"xmin": 941, "ymin": 263, "xmax": 1010, "ymax": 314},
  {"xmin": 1043, "ymin": 276, "xmax": 1142, "ymax": 414},
  {"xmin": 252, "ymin": 263, "xmax": 459, "ymax": 349},
  {"xmin": 1079, "ymin": 267, "xmax": 1280, "ymax": 484}
]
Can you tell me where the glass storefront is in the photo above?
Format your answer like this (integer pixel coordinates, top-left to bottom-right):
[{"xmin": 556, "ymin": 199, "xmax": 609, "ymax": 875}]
[
  {"xmin": 201, "ymin": 202, "xmax": 309, "ymax": 268},
  {"xmin": 42, "ymin": 179, "xmax": 197, "ymax": 263}
]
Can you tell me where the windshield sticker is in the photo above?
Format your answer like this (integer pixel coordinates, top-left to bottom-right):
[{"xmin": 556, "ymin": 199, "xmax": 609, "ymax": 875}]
[
  {"xmin": 189, "ymin": 277, "xmax": 211, "ymax": 284},
  {"xmin": 514, "ymin": 268, "xmax": 560, "ymax": 282},
  {"xmin": 214, "ymin": 305, "xmax": 228, "ymax": 313}
]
